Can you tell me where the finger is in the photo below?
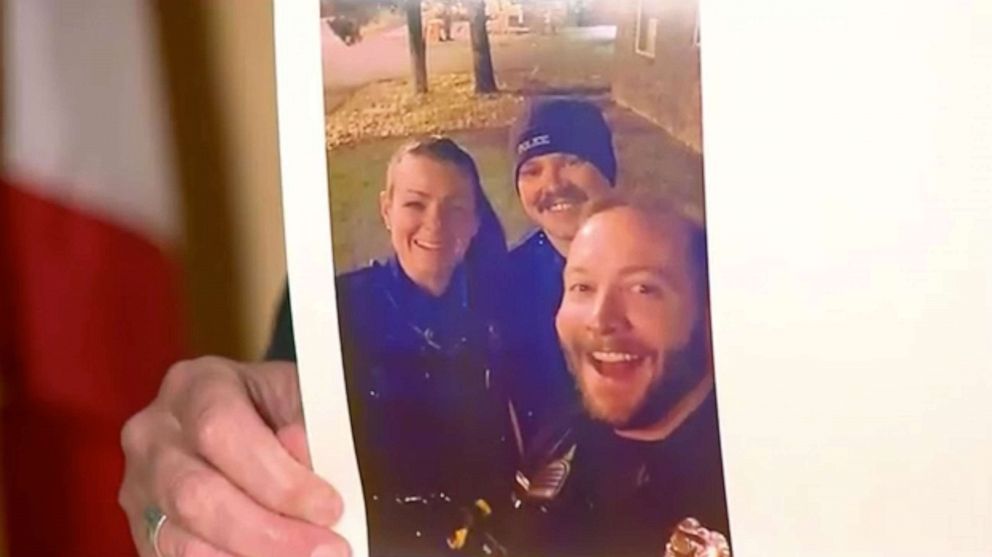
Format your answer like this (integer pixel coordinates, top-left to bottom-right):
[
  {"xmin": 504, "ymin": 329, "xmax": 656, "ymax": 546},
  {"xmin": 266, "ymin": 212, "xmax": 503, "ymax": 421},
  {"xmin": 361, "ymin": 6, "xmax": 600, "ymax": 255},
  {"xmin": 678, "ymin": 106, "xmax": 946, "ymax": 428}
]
[
  {"xmin": 277, "ymin": 422, "xmax": 312, "ymax": 468},
  {"xmin": 152, "ymin": 439, "xmax": 349, "ymax": 557},
  {"xmin": 120, "ymin": 420, "xmax": 235, "ymax": 557},
  {"xmin": 120, "ymin": 407, "xmax": 178, "ymax": 553},
  {"xmin": 122, "ymin": 404, "xmax": 348, "ymax": 557},
  {"xmin": 167, "ymin": 358, "xmax": 341, "ymax": 527},
  {"xmin": 240, "ymin": 360, "xmax": 304, "ymax": 429},
  {"xmin": 154, "ymin": 518, "xmax": 238, "ymax": 557}
]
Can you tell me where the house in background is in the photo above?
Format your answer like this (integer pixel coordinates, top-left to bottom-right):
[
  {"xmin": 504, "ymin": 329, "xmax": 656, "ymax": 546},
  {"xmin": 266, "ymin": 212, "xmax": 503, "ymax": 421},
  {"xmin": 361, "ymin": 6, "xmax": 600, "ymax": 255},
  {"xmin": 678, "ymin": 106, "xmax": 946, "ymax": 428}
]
[
  {"xmin": 486, "ymin": 0, "xmax": 527, "ymax": 33},
  {"xmin": 612, "ymin": 0, "xmax": 703, "ymax": 152},
  {"xmin": 486, "ymin": 0, "xmax": 621, "ymax": 33},
  {"xmin": 573, "ymin": 0, "xmax": 624, "ymax": 26}
]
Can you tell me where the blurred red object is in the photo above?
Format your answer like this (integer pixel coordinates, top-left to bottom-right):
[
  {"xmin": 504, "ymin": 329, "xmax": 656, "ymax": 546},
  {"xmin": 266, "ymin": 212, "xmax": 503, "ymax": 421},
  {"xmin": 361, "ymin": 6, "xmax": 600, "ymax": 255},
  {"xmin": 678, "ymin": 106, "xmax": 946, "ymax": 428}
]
[{"xmin": 1, "ymin": 1, "xmax": 185, "ymax": 554}]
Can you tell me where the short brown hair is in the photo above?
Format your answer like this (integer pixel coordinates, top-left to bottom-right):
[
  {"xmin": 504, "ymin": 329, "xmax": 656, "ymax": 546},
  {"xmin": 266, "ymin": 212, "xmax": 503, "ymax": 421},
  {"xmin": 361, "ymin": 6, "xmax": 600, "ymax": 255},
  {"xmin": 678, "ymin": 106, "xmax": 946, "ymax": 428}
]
[
  {"xmin": 579, "ymin": 193, "xmax": 714, "ymax": 385},
  {"xmin": 579, "ymin": 192, "xmax": 710, "ymax": 312}
]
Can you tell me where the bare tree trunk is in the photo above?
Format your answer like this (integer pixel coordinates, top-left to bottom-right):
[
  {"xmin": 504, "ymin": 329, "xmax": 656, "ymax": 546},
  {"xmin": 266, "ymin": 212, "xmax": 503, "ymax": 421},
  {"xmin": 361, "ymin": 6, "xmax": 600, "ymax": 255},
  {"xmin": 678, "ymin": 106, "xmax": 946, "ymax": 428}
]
[
  {"xmin": 405, "ymin": 0, "xmax": 428, "ymax": 93},
  {"xmin": 468, "ymin": 0, "xmax": 497, "ymax": 93}
]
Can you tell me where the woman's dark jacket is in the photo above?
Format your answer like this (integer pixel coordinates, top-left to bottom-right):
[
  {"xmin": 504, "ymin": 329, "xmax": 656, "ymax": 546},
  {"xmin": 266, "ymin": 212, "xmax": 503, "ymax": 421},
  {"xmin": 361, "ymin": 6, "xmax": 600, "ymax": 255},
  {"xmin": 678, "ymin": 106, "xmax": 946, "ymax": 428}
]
[{"xmin": 266, "ymin": 258, "xmax": 516, "ymax": 557}]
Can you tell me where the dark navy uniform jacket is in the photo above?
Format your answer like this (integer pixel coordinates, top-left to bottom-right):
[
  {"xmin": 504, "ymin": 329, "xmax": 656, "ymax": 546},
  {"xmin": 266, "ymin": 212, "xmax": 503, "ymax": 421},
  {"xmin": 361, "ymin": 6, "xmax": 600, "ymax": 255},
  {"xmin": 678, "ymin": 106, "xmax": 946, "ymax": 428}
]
[
  {"xmin": 503, "ymin": 230, "xmax": 578, "ymax": 443},
  {"xmin": 266, "ymin": 258, "xmax": 515, "ymax": 557},
  {"xmin": 507, "ymin": 392, "xmax": 732, "ymax": 557}
]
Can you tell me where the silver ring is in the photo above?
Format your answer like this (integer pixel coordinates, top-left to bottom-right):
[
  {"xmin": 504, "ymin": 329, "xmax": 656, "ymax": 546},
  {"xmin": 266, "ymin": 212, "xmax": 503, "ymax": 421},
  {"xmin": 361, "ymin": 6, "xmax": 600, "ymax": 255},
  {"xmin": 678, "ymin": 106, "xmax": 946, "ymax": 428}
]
[{"xmin": 143, "ymin": 506, "xmax": 168, "ymax": 557}]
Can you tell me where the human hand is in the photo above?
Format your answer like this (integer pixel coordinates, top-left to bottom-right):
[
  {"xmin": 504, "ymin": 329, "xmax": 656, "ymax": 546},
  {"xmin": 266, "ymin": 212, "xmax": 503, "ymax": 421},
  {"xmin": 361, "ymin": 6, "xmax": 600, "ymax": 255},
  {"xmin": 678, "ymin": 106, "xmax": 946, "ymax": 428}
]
[{"xmin": 119, "ymin": 357, "xmax": 350, "ymax": 557}]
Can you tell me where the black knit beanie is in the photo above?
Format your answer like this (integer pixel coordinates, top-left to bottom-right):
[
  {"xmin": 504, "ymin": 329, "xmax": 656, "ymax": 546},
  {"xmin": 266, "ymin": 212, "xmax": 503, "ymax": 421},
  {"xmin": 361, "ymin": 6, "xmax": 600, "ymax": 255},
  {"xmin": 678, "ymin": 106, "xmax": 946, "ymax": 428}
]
[{"xmin": 509, "ymin": 97, "xmax": 618, "ymax": 187}]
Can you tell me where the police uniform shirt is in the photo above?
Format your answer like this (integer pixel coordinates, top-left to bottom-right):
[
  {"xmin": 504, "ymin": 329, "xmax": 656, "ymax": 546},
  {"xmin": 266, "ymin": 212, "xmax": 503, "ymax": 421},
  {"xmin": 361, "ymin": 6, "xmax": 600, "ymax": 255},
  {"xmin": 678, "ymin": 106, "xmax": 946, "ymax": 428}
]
[
  {"xmin": 508, "ymin": 392, "xmax": 731, "ymax": 557},
  {"xmin": 266, "ymin": 258, "xmax": 515, "ymax": 557},
  {"xmin": 504, "ymin": 230, "xmax": 578, "ymax": 442}
]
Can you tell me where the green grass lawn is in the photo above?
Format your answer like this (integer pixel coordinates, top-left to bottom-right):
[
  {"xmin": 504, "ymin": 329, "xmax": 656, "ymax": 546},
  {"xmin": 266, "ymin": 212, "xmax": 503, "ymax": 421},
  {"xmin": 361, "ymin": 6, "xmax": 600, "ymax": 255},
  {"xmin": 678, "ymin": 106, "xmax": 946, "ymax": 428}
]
[{"xmin": 325, "ymin": 103, "xmax": 705, "ymax": 274}]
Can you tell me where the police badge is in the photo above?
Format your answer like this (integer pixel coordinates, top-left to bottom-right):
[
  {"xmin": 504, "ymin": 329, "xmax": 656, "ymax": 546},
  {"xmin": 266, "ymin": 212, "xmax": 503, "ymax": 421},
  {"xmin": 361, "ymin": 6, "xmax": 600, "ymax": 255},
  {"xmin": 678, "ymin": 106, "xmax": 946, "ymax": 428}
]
[{"xmin": 664, "ymin": 518, "xmax": 731, "ymax": 557}]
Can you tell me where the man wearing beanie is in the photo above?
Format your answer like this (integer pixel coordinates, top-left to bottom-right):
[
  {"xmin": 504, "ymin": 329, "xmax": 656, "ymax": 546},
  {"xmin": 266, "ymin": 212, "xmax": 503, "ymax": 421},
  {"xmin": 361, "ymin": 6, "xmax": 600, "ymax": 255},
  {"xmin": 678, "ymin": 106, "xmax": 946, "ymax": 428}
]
[{"xmin": 503, "ymin": 97, "xmax": 617, "ymax": 440}]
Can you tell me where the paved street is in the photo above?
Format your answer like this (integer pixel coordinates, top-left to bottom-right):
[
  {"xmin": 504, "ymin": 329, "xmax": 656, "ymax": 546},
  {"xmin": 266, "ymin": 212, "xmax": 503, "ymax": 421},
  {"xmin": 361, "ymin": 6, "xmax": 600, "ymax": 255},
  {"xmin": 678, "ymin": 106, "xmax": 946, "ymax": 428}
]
[{"xmin": 321, "ymin": 22, "xmax": 616, "ymax": 109}]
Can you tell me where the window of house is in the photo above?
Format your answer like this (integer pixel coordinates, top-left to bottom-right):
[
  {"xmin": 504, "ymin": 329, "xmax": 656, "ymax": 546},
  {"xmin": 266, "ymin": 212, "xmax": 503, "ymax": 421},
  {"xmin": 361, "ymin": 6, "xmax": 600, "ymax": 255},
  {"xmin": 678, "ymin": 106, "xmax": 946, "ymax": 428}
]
[{"xmin": 635, "ymin": 0, "xmax": 658, "ymax": 58}]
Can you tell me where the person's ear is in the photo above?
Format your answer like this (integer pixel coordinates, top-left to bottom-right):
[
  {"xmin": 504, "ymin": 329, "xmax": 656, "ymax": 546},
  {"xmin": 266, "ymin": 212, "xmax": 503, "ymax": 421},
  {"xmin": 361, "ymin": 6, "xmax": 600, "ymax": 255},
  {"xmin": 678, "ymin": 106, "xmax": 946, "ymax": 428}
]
[{"xmin": 379, "ymin": 190, "xmax": 391, "ymax": 231}]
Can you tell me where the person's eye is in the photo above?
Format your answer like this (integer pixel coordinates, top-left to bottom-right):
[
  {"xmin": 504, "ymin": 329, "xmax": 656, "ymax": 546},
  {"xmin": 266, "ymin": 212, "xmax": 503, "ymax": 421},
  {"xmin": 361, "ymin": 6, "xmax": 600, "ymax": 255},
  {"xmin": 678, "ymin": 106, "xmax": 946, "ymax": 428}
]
[
  {"xmin": 403, "ymin": 201, "xmax": 425, "ymax": 209},
  {"xmin": 632, "ymin": 283, "xmax": 663, "ymax": 296},
  {"xmin": 568, "ymin": 282, "xmax": 593, "ymax": 294},
  {"xmin": 520, "ymin": 164, "xmax": 541, "ymax": 177},
  {"xmin": 564, "ymin": 155, "xmax": 584, "ymax": 167}
]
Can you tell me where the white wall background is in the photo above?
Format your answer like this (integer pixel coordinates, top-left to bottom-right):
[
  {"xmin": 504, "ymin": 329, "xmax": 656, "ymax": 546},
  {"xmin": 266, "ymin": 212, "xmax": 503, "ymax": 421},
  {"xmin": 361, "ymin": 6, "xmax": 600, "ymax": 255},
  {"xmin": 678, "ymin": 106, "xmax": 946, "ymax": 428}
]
[{"xmin": 702, "ymin": 0, "xmax": 992, "ymax": 555}]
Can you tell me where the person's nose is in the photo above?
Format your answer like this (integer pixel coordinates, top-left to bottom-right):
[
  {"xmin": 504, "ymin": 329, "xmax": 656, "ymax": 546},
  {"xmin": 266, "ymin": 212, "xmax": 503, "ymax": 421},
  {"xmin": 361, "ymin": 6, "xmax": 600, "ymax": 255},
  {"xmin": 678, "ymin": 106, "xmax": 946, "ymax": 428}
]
[
  {"xmin": 539, "ymin": 160, "xmax": 566, "ymax": 192},
  {"xmin": 422, "ymin": 203, "xmax": 444, "ymax": 234},
  {"xmin": 585, "ymin": 289, "xmax": 629, "ymax": 336}
]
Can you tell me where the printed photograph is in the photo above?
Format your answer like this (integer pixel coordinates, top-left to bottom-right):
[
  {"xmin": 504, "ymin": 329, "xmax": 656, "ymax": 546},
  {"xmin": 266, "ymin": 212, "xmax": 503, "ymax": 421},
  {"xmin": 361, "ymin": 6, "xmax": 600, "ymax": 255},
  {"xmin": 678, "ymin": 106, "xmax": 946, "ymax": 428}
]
[{"xmin": 270, "ymin": 1, "xmax": 731, "ymax": 555}]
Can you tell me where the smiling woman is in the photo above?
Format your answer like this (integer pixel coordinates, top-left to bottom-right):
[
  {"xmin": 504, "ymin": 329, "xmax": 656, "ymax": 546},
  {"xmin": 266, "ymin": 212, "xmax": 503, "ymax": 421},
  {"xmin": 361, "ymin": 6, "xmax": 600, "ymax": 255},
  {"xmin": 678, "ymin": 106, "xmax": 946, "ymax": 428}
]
[
  {"xmin": 380, "ymin": 141, "xmax": 481, "ymax": 296},
  {"xmin": 316, "ymin": 136, "xmax": 516, "ymax": 557}
]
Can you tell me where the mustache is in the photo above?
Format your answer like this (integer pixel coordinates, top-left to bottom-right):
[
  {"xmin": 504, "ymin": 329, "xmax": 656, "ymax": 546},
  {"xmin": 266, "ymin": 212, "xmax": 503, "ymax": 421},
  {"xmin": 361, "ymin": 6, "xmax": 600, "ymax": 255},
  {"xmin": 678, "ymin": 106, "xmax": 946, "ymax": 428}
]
[{"xmin": 535, "ymin": 183, "xmax": 589, "ymax": 212}]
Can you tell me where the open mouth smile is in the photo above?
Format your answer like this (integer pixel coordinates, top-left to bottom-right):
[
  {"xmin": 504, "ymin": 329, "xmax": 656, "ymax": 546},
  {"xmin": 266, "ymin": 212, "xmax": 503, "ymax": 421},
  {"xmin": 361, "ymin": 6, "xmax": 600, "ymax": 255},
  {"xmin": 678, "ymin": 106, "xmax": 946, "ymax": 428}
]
[
  {"xmin": 591, "ymin": 351, "xmax": 641, "ymax": 363},
  {"xmin": 413, "ymin": 239, "xmax": 444, "ymax": 251},
  {"xmin": 587, "ymin": 349, "xmax": 649, "ymax": 380},
  {"xmin": 547, "ymin": 200, "xmax": 578, "ymax": 213}
]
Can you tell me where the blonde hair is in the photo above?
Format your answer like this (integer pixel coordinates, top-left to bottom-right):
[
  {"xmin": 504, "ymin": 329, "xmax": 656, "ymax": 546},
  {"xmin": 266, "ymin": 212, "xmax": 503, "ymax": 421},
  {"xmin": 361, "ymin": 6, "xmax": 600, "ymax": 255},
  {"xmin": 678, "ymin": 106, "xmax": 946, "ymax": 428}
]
[{"xmin": 384, "ymin": 136, "xmax": 479, "ymax": 198}]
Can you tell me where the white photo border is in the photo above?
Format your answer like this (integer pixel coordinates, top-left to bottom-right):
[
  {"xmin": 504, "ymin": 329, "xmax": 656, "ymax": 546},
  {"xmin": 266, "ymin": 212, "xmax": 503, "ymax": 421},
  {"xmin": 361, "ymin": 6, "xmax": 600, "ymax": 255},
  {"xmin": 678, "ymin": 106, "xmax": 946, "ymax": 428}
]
[{"xmin": 272, "ymin": 1, "xmax": 368, "ymax": 555}]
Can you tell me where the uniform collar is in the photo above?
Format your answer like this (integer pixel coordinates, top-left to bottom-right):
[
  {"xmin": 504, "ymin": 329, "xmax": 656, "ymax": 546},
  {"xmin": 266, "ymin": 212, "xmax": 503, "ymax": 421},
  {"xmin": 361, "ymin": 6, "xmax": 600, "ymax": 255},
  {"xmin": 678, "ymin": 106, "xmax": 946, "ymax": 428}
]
[
  {"xmin": 519, "ymin": 229, "xmax": 566, "ymax": 268},
  {"xmin": 613, "ymin": 372, "xmax": 715, "ymax": 443},
  {"xmin": 537, "ymin": 230, "xmax": 566, "ymax": 267},
  {"xmin": 385, "ymin": 255, "xmax": 470, "ymax": 324}
]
